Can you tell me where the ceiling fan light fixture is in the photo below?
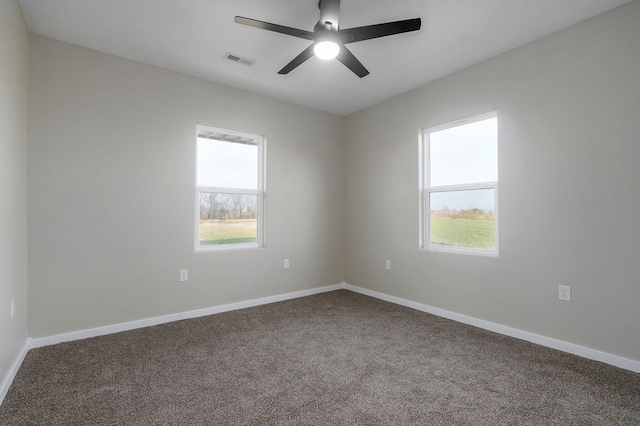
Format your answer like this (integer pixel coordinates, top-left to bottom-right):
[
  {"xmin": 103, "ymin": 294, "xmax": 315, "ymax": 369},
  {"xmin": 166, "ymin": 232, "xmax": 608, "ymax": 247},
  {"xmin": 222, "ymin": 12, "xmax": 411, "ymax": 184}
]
[{"xmin": 314, "ymin": 40, "xmax": 340, "ymax": 60}]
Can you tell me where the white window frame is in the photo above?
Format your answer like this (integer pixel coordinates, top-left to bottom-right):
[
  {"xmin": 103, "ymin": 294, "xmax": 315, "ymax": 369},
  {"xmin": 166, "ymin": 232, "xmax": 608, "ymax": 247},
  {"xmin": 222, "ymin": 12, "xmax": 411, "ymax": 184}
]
[
  {"xmin": 420, "ymin": 111, "xmax": 499, "ymax": 257},
  {"xmin": 195, "ymin": 124, "xmax": 265, "ymax": 252}
]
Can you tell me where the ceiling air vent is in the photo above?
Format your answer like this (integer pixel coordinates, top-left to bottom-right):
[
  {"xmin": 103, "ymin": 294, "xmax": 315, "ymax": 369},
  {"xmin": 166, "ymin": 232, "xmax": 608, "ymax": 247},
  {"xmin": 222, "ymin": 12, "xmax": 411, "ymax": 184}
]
[{"xmin": 224, "ymin": 52, "xmax": 255, "ymax": 67}]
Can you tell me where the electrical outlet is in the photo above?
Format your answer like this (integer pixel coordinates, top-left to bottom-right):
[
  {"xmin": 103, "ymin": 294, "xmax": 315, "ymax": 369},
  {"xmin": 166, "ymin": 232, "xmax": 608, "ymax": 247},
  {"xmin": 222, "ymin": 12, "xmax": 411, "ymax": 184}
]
[
  {"xmin": 385, "ymin": 260, "xmax": 391, "ymax": 270},
  {"xmin": 284, "ymin": 259, "xmax": 290, "ymax": 269},
  {"xmin": 558, "ymin": 285, "xmax": 571, "ymax": 302},
  {"xmin": 10, "ymin": 299, "xmax": 15, "ymax": 320},
  {"xmin": 179, "ymin": 269, "xmax": 188, "ymax": 282}
]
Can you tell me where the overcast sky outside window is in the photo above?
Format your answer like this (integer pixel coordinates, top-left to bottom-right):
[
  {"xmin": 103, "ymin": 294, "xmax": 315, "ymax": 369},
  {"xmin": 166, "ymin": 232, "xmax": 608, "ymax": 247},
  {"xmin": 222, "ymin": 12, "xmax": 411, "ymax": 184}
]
[
  {"xmin": 197, "ymin": 138, "xmax": 257, "ymax": 189},
  {"xmin": 430, "ymin": 189, "xmax": 495, "ymax": 212},
  {"xmin": 429, "ymin": 117, "xmax": 497, "ymax": 211}
]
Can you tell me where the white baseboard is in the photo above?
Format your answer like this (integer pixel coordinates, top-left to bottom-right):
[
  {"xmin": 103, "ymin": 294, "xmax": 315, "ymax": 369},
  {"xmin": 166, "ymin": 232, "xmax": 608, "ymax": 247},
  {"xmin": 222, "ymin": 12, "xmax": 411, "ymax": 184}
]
[
  {"xmin": 0, "ymin": 339, "xmax": 31, "ymax": 406},
  {"xmin": 343, "ymin": 283, "xmax": 640, "ymax": 373},
  {"xmin": 10, "ymin": 280, "xmax": 638, "ymax": 405},
  {"xmin": 30, "ymin": 284, "xmax": 344, "ymax": 349}
]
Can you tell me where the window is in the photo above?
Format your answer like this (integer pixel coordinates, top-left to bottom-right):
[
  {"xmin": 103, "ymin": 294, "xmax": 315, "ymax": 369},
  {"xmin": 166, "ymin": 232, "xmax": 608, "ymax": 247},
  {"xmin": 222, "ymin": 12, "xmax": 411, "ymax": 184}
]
[
  {"xmin": 421, "ymin": 112, "xmax": 498, "ymax": 256},
  {"xmin": 196, "ymin": 124, "xmax": 264, "ymax": 250}
]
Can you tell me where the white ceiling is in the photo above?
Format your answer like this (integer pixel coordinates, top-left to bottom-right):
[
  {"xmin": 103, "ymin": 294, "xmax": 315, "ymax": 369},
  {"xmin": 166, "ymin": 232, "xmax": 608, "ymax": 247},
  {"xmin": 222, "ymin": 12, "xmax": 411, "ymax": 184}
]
[{"xmin": 18, "ymin": 0, "xmax": 634, "ymax": 116}]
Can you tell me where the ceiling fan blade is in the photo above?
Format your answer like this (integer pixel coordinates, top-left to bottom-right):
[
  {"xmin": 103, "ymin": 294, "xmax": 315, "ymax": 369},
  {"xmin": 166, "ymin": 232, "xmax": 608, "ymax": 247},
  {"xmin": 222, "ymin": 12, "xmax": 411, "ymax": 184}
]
[
  {"xmin": 278, "ymin": 45, "xmax": 316, "ymax": 75},
  {"xmin": 235, "ymin": 16, "xmax": 314, "ymax": 40},
  {"xmin": 336, "ymin": 45, "xmax": 369, "ymax": 78},
  {"xmin": 339, "ymin": 18, "xmax": 421, "ymax": 44}
]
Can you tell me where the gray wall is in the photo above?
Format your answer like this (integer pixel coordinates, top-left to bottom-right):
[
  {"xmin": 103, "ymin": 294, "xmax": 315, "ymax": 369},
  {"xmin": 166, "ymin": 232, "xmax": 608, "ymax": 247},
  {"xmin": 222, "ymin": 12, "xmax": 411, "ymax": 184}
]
[
  {"xmin": 0, "ymin": 0, "xmax": 29, "ymax": 388},
  {"xmin": 344, "ymin": 1, "xmax": 640, "ymax": 362},
  {"xmin": 27, "ymin": 35, "xmax": 345, "ymax": 338}
]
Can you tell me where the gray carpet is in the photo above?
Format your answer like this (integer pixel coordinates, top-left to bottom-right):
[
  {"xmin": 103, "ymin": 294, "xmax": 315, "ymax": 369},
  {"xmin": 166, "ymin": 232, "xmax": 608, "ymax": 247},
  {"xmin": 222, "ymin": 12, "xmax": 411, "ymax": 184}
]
[{"xmin": 1, "ymin": 290, "xmax": 638, "ymax": 425}]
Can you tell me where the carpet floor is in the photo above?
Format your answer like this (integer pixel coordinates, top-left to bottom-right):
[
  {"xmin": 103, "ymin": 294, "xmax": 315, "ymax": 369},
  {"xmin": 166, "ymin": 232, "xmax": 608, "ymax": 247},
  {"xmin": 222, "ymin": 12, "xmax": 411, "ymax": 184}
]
[{"xmin": 1, "ymin": 290, "xmax": 638, "ymax": 425}]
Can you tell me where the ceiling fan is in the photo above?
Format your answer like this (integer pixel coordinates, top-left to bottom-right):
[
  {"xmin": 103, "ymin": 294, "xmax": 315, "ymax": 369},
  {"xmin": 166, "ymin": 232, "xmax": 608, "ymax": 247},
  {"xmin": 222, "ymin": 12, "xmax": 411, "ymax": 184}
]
[{"xmin": 235, "ymin": 0, "xmax": 421, "ymax": 78}]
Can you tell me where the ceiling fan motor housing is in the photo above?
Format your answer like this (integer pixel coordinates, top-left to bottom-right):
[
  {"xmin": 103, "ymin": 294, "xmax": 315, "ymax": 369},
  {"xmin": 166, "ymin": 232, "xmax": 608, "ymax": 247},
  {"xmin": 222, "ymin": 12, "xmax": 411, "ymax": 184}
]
[{"xmin": 318, "ymin": 0, "xmax": 341, "ymax": 29}]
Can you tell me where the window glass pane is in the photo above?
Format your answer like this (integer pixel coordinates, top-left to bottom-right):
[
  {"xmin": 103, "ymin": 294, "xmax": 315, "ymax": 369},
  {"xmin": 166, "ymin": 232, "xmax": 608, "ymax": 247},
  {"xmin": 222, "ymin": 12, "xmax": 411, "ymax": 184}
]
[
  {"xmin": 430, "ymin": 189, "xmax": 495, "ymax": 249},
  {"xmin": 197, "ymin": 138, "xmax": 257, "ymax": 189},
  {"xmin": 199, "ymin": 192, "xmax": 258, "ymax": 245},
  {"xmin": 430, "ymin": 117, "xmax": 497, "ymax": 186}
]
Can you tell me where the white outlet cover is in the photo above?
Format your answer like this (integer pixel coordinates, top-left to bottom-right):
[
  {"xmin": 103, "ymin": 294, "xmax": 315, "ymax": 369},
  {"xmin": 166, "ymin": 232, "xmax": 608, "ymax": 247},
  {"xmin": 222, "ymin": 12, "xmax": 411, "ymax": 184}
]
[
  {"xmin": 284, "ymin": 259, "xmax": 290, "ymax": 269},
  {"xmin": 179, "ymin": 269, "xmax": 188, "ymax": 282},
  {"xmin": 559, "ymin": 285, "xmax": 571, "ymax": 301}
]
